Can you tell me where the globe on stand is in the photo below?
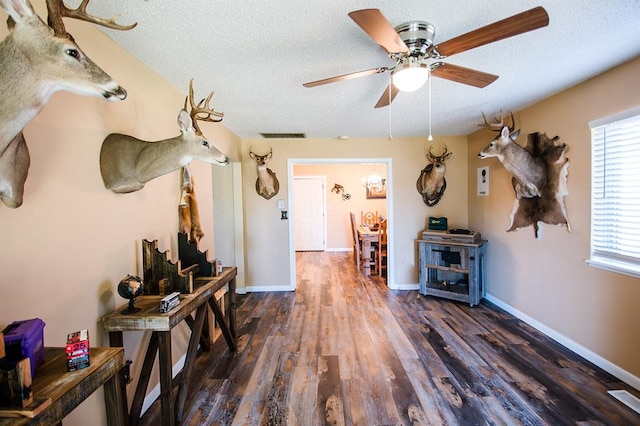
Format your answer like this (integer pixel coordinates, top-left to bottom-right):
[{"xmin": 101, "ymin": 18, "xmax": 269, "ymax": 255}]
[{"xmin": 117, "ymin": 275, "xmax": 145, "ymax": 314}]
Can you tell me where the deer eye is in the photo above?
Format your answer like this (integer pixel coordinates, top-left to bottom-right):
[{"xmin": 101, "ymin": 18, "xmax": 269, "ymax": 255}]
[
  {"xmin": 201, "ymin": 141, "xmax": 209, "ymax": 148},
  {"xmin": 65, "ymin": 49, "xmax": 80, "ymax": 59}
]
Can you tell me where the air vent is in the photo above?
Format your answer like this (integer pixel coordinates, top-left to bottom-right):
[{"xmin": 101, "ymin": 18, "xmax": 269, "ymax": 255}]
[{"xmin": 260, "ymin": 133, "xmax": 306, "ymax": 139}]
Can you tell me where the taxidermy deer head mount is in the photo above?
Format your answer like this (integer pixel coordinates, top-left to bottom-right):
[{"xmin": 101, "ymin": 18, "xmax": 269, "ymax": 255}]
[
  {"xmin": 476, "ymin": 111, "xmax": 570, "ymax": 238},
  {"xmin": 416, "ymin": 144, "xmax": 452, "ymax": 206},
  {"xmin": 249, "ymin": 146, "xmax": 279, "ymax": 199},
  {"xmin": 100, "ymin": 79, "xmax": 228, "ymax": 193},
  {"xmin": 0, "ymin": 0, "xmax": 136, "ymax": 208},
  {"xmin": 477, "ymin": 111, "xmax": 547, "ymax": 199}
]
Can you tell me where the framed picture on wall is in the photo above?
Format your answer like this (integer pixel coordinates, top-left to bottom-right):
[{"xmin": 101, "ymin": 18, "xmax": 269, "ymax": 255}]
[{"xmin": 366, "ymin": 179, "xmax": 386, "ymax": 199}]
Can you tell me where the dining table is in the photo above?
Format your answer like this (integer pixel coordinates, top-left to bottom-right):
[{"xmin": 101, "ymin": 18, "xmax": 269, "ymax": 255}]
[{"xmin": 357, "ymin": 225, "xmax": 379, "ymax": 276}]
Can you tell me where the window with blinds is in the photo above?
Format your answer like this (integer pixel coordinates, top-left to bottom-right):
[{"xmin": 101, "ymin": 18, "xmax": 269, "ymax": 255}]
[{"xmin": 588, "ymin": 106, "xmax": 640, "ymax": 278}]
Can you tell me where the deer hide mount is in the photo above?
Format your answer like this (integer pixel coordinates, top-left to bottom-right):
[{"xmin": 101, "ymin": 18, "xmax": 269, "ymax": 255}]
[{"xmin": 507, "ymin": 132, "xmax": 570, "ymax": 238}]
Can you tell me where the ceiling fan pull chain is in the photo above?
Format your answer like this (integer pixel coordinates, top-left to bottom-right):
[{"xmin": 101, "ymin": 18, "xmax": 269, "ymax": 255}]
[
  {"xmin": 428, "ymin": 67, "xmax": 433, "ymax": 141},
  {"xmin": 388, "ymin": 74, "xmax": 393, "ymax": 141}
]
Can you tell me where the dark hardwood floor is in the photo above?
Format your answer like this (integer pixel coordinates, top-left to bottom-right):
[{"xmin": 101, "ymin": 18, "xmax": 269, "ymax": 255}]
[{"xmin": 139, "ymin": 251, "xmax": 640, "ymax": 425}]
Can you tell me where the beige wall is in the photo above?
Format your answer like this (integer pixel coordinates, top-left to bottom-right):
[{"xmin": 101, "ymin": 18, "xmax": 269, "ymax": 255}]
[
  {"xmin": 467, "ymin": 57, "xmax": 640, "ymax": 380},
  {"xmin": 240, "ymin": 136, "xmax": 468, "ymax": 289},
  {"xmin": 0, "ymin": 7, "xmax": 238, "ymax": 425}
]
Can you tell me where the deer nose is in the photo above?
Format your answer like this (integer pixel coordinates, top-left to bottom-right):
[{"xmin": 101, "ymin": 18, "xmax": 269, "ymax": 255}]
[{"xmin": 103, "ymin": 86, "xmax": 127, "ymax": 101}]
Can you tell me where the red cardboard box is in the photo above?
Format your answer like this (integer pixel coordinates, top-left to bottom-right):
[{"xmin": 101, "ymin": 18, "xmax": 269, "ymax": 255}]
[{"xmin": 66, "ymin": 330, "xmax": 90, "ymax": 372}]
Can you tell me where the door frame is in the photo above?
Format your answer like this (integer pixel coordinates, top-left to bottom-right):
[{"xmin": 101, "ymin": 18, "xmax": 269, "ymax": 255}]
[{"xmin": 287, "ymin": 158, "xmax": 394, "ymax": 290}]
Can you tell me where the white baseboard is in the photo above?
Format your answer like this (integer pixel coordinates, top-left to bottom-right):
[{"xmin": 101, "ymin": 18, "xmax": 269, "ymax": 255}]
[
  {"xmin": 242, "ymin": 285, "xmax": 294, "ymax": 292},
  {"xmin": 393, "ymin": 283, "xmax": 420, "ymax": 291},
  {"xmin": 485, "ymin": 293, "xmax": 640, "ymax": 392},
  {"xmin": 608, "ymin": 390, "xmax": 640, "ymax": 414}
]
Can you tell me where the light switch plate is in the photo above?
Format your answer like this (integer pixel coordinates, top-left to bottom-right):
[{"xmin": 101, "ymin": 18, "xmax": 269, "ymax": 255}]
[
  {"xmin": 477, "ymin": 167, "xmax": 489, "ymax": 196},
  {"xmin": 277, "ymin": 199, "xmax": 285, "ymax": 210}
]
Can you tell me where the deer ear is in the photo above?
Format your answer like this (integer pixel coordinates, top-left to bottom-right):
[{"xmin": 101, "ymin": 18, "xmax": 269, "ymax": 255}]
[
  {"xmin": 510, "ymin": 129, "xmax": 521, "ymax": 140},
  {"xmin": 2, "ymin": 0, "xmax": 36, "ymax": 26},
  {"xmin": 177, "ymin": 109, "xmax": 194, "ymax": 133},
  {"xmin": 501, "ymin": 126, "xmax": 510, "ymax": 139}
]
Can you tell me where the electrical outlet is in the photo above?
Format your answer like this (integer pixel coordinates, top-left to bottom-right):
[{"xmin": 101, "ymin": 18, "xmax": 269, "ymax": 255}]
[{"xmin": 123, "ymin": 359, "xmax": 133, "ymax": 384}]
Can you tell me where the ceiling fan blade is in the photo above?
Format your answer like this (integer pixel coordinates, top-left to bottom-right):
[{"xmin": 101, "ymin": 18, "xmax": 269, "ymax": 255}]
[
  {"xmin": 431, "ymin": 63, "xmax": 498, "ymax": 88},
  {"xmin": 303, "ymin": 67, "xmax": 387, "ymax": 88},
  {"xmin": 348, "ymin": 9, "xmax": 409, "ymax": 54},
  {"xmin": 431, "ymin": 62, "xmax": 498, "ymax": 88},
  {"xmin": 435, "ymin": 6, "xmax": 549, "ymax": 58},
  {"xmin": 374, "ymin": 84, "xmax": 400, "ymax": 108}
]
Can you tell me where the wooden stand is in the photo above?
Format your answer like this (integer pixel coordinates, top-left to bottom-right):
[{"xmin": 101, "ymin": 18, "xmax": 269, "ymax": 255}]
[
  {"xmin": 102, "ymin": 267, "xmax": 238, "ymax": 426},
  {"xmin": 418, "ymin": 239, "xmax": 487, "ymax": 306},
  {"xmin": 178, "ymin": 232, "xmax": 215, "ymax": 277},
  {"xmin": 142, "ymin": 239, "xmax": 197, "ymax": 294}
]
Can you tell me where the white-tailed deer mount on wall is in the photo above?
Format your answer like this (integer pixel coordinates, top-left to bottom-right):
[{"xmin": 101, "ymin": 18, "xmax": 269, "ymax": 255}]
[
  {"xmin": 477, "ymin": 111, "xmax": 570, "ymax": 238},
  {"xmin": 100, "ymin": 79, "xmax": 228, "ymax": 193},
  {"xmin": 178, "ymin": 166, "xmax": 203, "ymax": 245},
  {"xmin": 249, "ymin": 147, "xmax": 279, "ymax": 199},
  {"xmin": 477, "ymin": 112, "xmax": 546, "ymax": 199},
  {"xmin": 0, "ymin": 0, "xmax": 136, "ymax": 208},
  {"xmin": 416, "ymin": 144, "xmax": 452, "ymax": 207}
]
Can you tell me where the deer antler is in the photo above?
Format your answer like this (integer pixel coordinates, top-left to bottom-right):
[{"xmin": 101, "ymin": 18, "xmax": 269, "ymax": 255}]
[
  {"xmin": 426, "ymin": 144, "xmax": 448, "ymax": 162},
  {"xmin": 476, "ymin": 110, "xmax": 516, "ymax": 133},
  {"xmin": 46, "ymin": 0, "xmax": 137, "ymax": 38},
  {"xmin": 185, "ymin": 79, "xmax": 224, "ymax": 135}
]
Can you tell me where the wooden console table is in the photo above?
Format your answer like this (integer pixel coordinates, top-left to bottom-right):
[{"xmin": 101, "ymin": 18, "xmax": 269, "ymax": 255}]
[
  {"xmin": 102, "ymin": 267, "xmax": 237, "ymax": 426},
  {"xmin": 0, "ymin": 347, "xmax": 126, "ymax": 425}
]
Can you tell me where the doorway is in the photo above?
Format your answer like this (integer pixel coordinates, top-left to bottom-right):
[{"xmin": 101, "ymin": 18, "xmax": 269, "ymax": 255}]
[{"xmin": 287, "ymin": 158, "xmax": 394, "ymax": 289}]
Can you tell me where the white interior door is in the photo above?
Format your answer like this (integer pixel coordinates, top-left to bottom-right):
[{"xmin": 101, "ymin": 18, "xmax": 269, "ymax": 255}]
[{"xmin": 293, "ymin": 176, "xmax": 325, "ymax": 251}]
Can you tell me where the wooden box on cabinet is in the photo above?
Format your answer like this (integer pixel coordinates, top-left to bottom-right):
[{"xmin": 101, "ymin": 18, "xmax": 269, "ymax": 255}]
[{"xmin": 417, "ymin": 239, "xmax": 486, "ymax": 306}]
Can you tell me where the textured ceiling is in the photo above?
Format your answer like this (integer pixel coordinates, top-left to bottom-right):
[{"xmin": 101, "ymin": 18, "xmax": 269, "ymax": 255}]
[{"xmin": 70, "ymin": 0, "xmax": 640, "ymax": 139}]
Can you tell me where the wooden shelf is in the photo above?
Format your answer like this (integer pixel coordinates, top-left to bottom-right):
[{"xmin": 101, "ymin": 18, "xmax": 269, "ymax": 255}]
[
  {"xmin": 417, "ymin": 240, "xmax": 487, "ymax": 307},
  {"xmin": 424, "ymin": 263, "xmax": 469, "ymax": 274}
]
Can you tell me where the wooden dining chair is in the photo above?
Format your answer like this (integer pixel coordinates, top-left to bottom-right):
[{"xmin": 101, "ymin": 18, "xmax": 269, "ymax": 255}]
[
  {"xmin": 376, "ymin": 219, "xmax": 388, "ymax": 278},
  {"xmin": 350, "ymin": 212, "xmax": 362, "ymax": 271},
  {"xmin": 351, "ymin": 212, "xmax": 376, "ymax": 273},
  {"xmin": 360, "ymin": 211, "xmax": 379, "ymax": 227}
]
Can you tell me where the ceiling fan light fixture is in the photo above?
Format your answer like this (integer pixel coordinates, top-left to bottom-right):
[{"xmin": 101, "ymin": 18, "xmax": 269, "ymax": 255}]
[{"xmin": 392, "ymin": 60, "xmax": 429, "ymax": 92}]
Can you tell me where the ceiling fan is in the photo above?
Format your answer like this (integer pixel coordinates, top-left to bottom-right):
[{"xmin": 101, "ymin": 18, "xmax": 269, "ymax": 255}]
[{"xmin": 303, "ymin": 7, "xmax": 549, "ymax": 108}]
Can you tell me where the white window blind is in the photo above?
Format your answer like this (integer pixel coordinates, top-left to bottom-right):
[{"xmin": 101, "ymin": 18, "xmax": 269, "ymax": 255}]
[{"xmin": 588, "ymin": 107, "xmax": 640, "ymax": 278}]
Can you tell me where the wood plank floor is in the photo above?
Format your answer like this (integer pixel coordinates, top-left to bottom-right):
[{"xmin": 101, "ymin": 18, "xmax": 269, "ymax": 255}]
[{"xmin": 139, "ymin": 251, "xmax": 640, "ymax": 425}]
